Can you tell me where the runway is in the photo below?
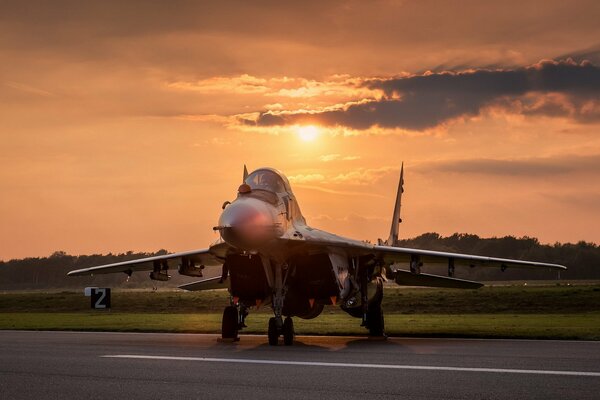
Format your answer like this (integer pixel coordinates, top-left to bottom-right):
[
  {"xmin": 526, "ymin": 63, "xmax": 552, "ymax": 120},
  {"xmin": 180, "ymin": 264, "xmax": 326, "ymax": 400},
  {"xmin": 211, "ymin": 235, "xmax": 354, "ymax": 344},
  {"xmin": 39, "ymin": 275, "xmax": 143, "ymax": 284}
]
[{"xmin": 1, "ymin": 331, "xmax": 599, "ymax": 399}]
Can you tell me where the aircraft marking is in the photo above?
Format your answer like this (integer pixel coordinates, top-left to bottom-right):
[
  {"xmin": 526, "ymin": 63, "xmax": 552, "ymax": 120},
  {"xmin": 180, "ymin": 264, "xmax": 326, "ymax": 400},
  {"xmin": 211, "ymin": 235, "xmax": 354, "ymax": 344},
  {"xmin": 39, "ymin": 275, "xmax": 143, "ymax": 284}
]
[{"xmin": 102, "ymin": 355, "xmax": 600, "ymax": 377}]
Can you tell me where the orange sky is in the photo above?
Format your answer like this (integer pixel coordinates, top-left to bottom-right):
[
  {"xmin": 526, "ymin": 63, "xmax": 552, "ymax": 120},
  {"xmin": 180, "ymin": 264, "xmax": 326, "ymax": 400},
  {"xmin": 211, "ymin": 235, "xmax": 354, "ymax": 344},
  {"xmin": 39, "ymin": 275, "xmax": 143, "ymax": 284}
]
[{"xmin": 1, "ymin": 1, "xmax": 600, "ymax": 260}]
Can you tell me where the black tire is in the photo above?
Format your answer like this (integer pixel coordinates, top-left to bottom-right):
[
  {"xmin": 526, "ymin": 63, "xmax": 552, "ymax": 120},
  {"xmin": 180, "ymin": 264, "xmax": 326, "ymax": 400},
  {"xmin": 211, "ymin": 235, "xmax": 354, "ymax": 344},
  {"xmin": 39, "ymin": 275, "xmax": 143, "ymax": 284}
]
[
  {"xmin": 282, "ymin": 317, "xmax": 294, "ymax": 346},
  {"xmin": 268, "ymin": 317, "xmax": 279, "ymax": 346},
  {"xmin": 367, "ymin": 305, "xmax": 385, "ymax": 337},
  {"xmin": 221, "ymin": 306, "xmax": 239, "ymax": 339}
]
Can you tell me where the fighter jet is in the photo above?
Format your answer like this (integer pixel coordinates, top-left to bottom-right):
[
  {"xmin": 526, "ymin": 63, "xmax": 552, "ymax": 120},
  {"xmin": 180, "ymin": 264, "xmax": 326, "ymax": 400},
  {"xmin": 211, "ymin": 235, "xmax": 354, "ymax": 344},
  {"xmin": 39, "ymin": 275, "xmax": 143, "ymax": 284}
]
[{"xmin": 68, "ymin": 165, "xmax": 566, "ymax": 345}]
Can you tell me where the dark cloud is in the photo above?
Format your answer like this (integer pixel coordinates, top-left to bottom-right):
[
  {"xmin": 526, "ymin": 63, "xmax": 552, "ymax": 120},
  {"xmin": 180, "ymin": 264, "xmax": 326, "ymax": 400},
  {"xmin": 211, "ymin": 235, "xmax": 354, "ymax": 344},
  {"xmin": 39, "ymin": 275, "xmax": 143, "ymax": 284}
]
[
  {"xmin": 249, "ymin": 59, "xmax": 600, "ymax": 130},
  {"xmin": 557, "ymin": 44, "xmax": 600, "ymax": 65},
  {"xmin": 414, "ymin": 154, "xmax": 600, "ymax": 177},
  {"xmin": 2, "ymin": 1, "xmax": 600, "ymax": 78},
  {"xmin": 544, "ymin": 191, "xmax": 600, "ymax": 210}
]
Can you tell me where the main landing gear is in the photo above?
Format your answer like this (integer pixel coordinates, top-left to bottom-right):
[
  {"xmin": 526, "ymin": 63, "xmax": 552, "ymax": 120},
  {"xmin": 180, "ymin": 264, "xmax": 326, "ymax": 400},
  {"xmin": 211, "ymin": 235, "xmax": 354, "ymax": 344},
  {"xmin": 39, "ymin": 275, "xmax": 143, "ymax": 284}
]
[
  {"xmin": 221, "ymin": 303, "xmax": 248, "ymax": 342},
  {"xmin": 221, "ymin": 306, "xmax": 238, "ymax": 340},
  {"xmin": 366, "ymin": 304, "xmax": 385, "ymax": 337},
  {"xmin": 360, "ymin": 276, "xmax": 386, "ymax": 338}
]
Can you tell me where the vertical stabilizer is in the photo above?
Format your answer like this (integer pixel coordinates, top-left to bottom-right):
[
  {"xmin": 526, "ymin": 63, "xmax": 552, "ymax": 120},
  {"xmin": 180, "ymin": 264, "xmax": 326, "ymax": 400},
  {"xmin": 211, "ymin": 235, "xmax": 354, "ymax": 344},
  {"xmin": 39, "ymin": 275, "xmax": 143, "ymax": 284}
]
[
  {"xmin": 243, "ymin": 164, "xmax": 249, "ymax": 181},
  {"xmin": 386, "ymin": 163, "xmax": 404, "ymax": 246}
]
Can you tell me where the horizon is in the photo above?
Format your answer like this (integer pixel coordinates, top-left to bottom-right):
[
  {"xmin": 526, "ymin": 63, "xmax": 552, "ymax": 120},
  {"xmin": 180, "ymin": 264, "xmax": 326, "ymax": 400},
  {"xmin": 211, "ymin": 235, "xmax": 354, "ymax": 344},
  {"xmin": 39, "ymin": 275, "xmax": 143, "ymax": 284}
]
[
  {"xmin": 2, "ymin": 230, "xmax": 598, "ymax": 263},
  {"xmin": 2, "ymin": 1, "xmax": 600, "ymax": 260}
]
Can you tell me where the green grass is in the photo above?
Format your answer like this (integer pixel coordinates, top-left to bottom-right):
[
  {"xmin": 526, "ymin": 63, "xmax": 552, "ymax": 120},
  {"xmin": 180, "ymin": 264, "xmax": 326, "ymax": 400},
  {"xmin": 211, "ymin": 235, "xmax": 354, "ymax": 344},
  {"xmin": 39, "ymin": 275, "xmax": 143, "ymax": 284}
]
[
  {"xmin": 1, "ymin": 312, "xmax": 598, "ymax": 340},
  {"xmin": 1, "ymin": 285, "xmax": 599, "ymax": 340},
  {"xmin": 2, "ymin": 285, "xmax": 599, "ymax": 314}
]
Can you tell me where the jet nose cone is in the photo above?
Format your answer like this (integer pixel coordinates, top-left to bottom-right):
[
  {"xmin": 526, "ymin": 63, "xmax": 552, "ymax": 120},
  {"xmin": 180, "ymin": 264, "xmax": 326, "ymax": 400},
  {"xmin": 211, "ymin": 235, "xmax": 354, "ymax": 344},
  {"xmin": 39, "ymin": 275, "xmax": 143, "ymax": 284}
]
[{"xmin": 217, "ymin": 198, "xmax": 278, "ymax": 250}]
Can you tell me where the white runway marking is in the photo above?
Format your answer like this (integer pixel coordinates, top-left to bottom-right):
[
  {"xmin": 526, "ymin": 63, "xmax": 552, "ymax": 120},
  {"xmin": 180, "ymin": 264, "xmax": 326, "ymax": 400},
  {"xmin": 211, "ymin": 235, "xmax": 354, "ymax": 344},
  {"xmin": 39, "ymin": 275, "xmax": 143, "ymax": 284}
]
[{"xmin": 102, "ymin": 355, "xmax": 600, "ymax": 377}]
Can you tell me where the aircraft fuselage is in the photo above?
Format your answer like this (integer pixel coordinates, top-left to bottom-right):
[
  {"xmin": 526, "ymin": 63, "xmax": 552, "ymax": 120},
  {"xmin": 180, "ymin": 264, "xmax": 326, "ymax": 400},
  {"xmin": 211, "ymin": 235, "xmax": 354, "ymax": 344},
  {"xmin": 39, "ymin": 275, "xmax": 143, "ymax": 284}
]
[{"xmin": 212, "ymin": 168, "xmax": 380, "ymax": 322}]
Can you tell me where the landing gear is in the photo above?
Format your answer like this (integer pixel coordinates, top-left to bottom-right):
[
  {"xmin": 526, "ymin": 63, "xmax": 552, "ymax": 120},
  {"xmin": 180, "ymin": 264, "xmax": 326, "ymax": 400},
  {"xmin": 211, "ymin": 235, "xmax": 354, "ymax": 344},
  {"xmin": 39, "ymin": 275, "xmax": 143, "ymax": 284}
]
[
  {"xmin": 283, "ymin": 316, "xmax": 294, "ymax": 346},
  {"xmin": 366, "ymin": 304, "xmax": 385, "ymax": 337},
  {"xmin": 221, "ymin": 306, "xmax": 239, "ymax": 341},
  {"xmin": 263, "ymin": 258, "xmax": 295, "ymax": 346},
  {"xmin": 267, "ymin": 316, "xmax": 294, "ymax": 346},
  {"xmin": 359, "ymin": 275, "xmax": 386, "ymax": 338},
  {"xmin": 268, "ymin": 317, "xmax": 279, "ymax": 345}
]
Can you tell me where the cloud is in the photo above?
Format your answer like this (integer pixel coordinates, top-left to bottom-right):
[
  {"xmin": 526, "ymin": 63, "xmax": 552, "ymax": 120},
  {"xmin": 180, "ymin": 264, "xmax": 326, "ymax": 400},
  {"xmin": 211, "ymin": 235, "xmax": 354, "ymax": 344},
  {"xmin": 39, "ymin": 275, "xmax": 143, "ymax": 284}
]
[
  {"xmin": 287, "ymin": 166, "xmax": 396, "ymax": 198},
  {"xmin": 330, "ymin": 167, "xmax": 395, "ymax": 185},
  {"xmin": 167, "ymin": 74, "xmax": 270, "ymax": 94},
  {"xmin": 287, "ymin": 173, "xmax": 325, "ymax": 183},
  {"xmin": 4, "ymin": 81, "xmax": 54, "ymax": 97},
  {"xmin": 557, "ymin": 44, "xmax": 600, "ymax": 64},
  {"xmin": 319, "ymin": 154, "xmax": 361, "ymax": 162},
  {"xmin": 544, "ymin": 191, "xmax": 600, "ymax": 210},
  {"xmin": 290, "ymin": 167, "xmax": 395, "ymax": 185},
  {"xmin": 309, "ymin": 213, "xmax": 386, "ymax": 223},
  {"xmin": 292, "ymin": 184, "xmax": 386, "ymax": 198},
  {"xmin": 245, "ymin": 59, "xmax": 600, "ymax": 131},
  {"xmin": 167, "ymin": 74, "xmax": 372, "ymax": 100},
  {"xmin": 414, "ymin": 154, "xmax": 600, "ymax": 177}
]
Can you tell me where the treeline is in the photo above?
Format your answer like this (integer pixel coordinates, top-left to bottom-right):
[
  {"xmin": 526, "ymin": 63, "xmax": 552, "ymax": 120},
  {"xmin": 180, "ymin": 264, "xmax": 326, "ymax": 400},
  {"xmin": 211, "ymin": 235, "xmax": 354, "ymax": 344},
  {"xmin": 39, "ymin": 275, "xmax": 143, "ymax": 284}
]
[
  {"xmin": 397, "ymin": 233, "xmax": 599, "ymax": 280},
  {"xmin": 0, "ymin": 233, "xmax": 598, "ymax": 290},
  {"xmin": 0, "ymin": 250, "xmax": 200, "ymax": 291}
]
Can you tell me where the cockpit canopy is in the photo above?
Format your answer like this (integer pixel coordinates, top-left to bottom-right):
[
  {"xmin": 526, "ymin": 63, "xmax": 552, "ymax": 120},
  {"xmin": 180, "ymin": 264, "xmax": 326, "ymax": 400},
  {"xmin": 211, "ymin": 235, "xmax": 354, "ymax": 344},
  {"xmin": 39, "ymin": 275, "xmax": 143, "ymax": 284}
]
[{"xmin": 244, "ymin": 168, "xmax": 291, "ymax": 194}]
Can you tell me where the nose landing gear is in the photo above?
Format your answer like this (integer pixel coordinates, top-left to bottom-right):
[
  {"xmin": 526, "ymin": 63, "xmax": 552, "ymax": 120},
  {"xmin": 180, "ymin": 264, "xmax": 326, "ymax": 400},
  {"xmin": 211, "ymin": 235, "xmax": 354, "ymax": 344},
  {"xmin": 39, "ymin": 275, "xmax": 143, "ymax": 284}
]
[
  {"xmin": 268, "ymin": 316, "xmax": 294, "ymax": 346},
  {"xmin": 283, "ymin": 316, "xmax": 294, "ymax": 345},
  {"xmin": 264, "ymin": 258, "xmax": 295, "ymax": 345}
]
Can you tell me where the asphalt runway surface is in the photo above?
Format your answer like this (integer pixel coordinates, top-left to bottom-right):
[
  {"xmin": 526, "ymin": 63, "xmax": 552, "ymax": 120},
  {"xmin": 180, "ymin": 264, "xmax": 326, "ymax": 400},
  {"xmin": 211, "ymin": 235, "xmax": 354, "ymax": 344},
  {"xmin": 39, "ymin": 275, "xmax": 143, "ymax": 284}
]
[{"xmin": 1, "ymin": 331, "xmax": 599, "ymax": 400}]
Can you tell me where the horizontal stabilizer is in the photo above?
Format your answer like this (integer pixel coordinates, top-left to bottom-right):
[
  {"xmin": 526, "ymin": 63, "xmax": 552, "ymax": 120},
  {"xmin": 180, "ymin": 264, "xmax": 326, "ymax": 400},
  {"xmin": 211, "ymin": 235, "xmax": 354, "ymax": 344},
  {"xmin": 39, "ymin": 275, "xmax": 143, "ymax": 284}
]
[
  {"xmin": 394, "ymin": 269, "xmax": 483, "ymax": 289},
  {"xmin": 178, "ymin": 276, "xmax": 228, "ymax": 291}
]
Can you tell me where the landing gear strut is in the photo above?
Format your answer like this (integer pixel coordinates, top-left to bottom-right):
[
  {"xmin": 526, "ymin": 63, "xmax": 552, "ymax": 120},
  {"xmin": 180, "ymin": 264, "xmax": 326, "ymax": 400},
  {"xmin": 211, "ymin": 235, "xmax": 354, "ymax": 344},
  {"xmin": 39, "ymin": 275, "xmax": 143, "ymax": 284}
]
[{"xmin": 264, "ymin": 259, "xmax": 294, "ymax": 346}]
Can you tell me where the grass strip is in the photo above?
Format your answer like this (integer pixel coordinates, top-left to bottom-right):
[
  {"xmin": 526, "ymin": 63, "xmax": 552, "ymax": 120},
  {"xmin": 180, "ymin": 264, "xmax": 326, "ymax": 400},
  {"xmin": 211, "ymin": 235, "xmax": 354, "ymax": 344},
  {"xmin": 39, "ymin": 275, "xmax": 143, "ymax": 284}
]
[
  {"xmin": 2, "ymin": 285, "xmax": 599, "ymax": 314},
  {"xmin": 1, "ymin": 312, "xmax": 598, "ymax": 340}
]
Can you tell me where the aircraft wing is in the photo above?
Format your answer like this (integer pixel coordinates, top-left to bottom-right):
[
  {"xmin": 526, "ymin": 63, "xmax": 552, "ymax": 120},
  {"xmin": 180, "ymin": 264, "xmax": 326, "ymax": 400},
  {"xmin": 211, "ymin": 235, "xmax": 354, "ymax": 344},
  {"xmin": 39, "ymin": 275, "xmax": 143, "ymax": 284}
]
[
  {"xmin": 295, "ymin": 230, "xmax": 565, "ymax": 271},
  {"xmin": 373, "ymin": 245, "xmax": 567, "ymax": 270},
  {"xmin": 66, "ymin": 248, "xmax": 223, "ymax": 277},
  {"xmin": 294, "ymin": 233, "xmax": 565, "ymax": 288},
  {"xmin": 178, "ymin": 276, "xmax": 228, "ymax": 291}
]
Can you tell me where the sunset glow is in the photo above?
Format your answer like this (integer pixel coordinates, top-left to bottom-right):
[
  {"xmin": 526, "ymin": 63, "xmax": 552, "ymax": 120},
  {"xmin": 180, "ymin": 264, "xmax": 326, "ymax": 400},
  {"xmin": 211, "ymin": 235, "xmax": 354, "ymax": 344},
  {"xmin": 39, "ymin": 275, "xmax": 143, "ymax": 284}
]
[
  {"xmin": 1, "ymin": 1, "xmax": 599, "ymax": 260},
  {"xmin": 296, "ymin": 125, "xmax": 320, "ymax": 142}
]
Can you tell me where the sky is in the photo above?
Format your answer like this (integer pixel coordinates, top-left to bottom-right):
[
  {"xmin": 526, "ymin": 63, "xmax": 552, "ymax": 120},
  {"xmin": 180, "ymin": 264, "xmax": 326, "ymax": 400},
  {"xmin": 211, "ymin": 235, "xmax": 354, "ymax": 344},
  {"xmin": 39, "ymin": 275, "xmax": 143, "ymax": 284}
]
[{"xmin": 1, "ymin": 0, "xmax": 600, "ymax": 260}]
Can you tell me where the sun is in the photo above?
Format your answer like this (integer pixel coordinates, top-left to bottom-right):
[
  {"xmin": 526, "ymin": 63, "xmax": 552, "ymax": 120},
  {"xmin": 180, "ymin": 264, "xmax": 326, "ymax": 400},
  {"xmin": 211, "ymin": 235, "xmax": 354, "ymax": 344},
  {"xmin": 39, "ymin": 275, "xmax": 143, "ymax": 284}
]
[{"xmin": 296, "ymin": 125, "xmax": 319, "ymax": 142}]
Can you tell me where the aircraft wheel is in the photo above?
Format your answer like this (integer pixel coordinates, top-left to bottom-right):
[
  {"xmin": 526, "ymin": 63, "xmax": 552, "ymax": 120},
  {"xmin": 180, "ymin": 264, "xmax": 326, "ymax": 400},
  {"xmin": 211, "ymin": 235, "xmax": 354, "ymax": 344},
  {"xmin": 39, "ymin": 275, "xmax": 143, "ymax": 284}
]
[
  {"xmin": 367, "ymin": 305, "xmax": 385, "ymax": 337},
  {"xmin": 268, "ymin": 317, "xmax": 279, "ymax": 346},
  {"xmin": 221, "ymin": 306, "xmax": 239, "ymax": 340},
  {"xmin": 282, "ymin": 317, "xmax": 294, "ymax": 346}
]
